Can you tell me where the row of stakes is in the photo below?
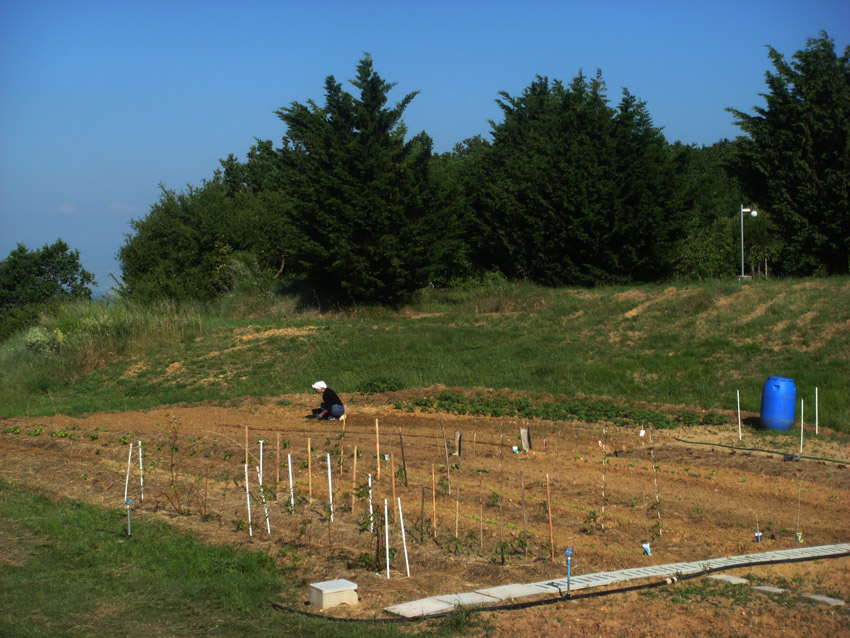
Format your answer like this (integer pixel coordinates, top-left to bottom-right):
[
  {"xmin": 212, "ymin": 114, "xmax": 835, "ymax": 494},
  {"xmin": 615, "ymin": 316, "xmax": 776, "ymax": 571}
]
[{"xmin": 120, "ymin": 404, "xmax": 814, "ymax": 573}]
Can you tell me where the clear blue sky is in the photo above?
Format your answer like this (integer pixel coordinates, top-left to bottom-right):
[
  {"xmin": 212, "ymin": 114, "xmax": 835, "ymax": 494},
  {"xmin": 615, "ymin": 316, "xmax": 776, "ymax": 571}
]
[{"xmin": 2, "ymin": 0, "xmax": 848, "ymax": 295}]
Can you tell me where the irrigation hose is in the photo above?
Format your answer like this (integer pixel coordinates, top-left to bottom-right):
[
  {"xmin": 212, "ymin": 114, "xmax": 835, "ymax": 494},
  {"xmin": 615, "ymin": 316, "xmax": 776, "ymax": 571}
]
[
  {"xmin": 672, "ymin": 437, "xmax": 850, "ymax": 465},
  {"xmin": 269, "ymin": 548, "xmax": 850, "ymax": 623}
]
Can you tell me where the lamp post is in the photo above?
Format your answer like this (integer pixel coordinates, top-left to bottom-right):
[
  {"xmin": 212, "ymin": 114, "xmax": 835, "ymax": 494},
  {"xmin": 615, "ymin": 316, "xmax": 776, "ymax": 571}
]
[{"xmin": 740, "ymin": 205, "xmax": 757, "ymax": 278}]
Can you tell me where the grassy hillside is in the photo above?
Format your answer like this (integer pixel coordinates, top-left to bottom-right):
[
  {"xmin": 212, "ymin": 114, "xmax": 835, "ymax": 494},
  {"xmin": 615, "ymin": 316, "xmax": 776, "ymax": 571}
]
[{"xmin": 1, "ymin": 277, "xmax": 848, "ymax": 431}]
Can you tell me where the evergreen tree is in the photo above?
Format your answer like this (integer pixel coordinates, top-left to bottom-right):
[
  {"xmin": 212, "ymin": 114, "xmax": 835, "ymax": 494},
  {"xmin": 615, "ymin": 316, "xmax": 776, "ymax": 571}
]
[
  {"xmin": 729, "ymin": 32, "xmax": 850, "ymax": 275},
  {"xmin": 475, "ymin": 72, "xmax": 682, "ymax": 285},
  {"xmin": 276, "ymin": 55, "xmax": 453, "ymax": 304}
]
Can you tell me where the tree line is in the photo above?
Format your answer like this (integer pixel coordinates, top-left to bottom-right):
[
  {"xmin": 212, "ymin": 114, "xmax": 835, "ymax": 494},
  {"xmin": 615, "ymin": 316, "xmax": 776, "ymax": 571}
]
[{"xmin": 3, "ymin": 33, "xmax": 847, "ymax": 313}]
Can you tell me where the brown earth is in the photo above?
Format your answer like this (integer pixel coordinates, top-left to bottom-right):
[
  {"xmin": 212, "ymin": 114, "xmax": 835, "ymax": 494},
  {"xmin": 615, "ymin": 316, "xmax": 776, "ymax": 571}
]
[{"xmin": 1, "ymin": 393, "xmax": 848, "ymax": 637}]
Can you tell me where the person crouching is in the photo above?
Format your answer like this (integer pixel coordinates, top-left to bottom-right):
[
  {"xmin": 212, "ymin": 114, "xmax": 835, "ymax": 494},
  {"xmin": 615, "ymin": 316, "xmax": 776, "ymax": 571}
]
[{"xmin": 311, "ymin": 381, "xmax": 345, "ymax": 420}]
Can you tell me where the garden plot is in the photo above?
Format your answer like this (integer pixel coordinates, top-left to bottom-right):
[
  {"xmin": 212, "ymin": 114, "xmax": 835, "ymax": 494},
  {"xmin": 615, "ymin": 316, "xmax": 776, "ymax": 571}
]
[{"xmin": 1, "ymin": 394, "xmax": 848, "ymax": 626}]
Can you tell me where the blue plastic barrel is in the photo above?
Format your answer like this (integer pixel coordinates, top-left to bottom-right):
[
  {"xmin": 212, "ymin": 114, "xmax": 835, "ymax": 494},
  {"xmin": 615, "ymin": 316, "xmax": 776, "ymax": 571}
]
[{"xmin": 760, "ymin": 376, "xmax": 796, "ymax": 430}]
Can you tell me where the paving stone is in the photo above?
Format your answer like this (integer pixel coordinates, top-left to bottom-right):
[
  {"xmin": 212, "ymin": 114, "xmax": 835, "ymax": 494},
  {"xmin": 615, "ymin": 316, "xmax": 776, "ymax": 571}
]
[
  {"xmin": 475, "ymin": 583, "xmax": 551, "ymax": 601},
  {"xmin": 384, "ymin": 597, "xmax": 455, "ymax": 618},
  {"xmin": 801, "ymin": 594, "xmax": 845, "ymax": 607},
  {"xmin": 753, "ymin": 586, "xmax": 786, "ymax": 595},
  {"xmin": 433, "ymin": 592, "xmax": 501, "ymax": 608},
  {"xmin": 708, "ymin": 574, "xmax": 749, "ymax": 585}
]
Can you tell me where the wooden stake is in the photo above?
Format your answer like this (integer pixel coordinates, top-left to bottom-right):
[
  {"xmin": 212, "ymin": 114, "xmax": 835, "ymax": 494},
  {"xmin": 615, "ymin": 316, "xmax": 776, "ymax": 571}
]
[
  {"xmin": 275, "ymin": 432, "xmax": 280, "ymax": 501},
  {"xmin": 351, "ymin": 445, "xmax": 358, "ymax": 512},
  {"xmin": 440, "ymin": 415, "xmax": 451, "ymax": 494},
  {"xmin": 397, "ymin": 427, "xmax": 408, "ymax": 487},
  {"xmin": 431, "ymin": 464, "xmax": 437, "ymax": 539},
  {"xmin": 455, "ymin": 481, "xmax": 460, "ymax": 537},
  {"xmin": 520, "ymin": 471, "xmax": 527, "ymax": 555},
  {"xmin": 473, "ymin": 431, "xmax": 477, "ymax": 459},
  {"xmin": 307, "ymin": 437, "xmax": 312, "ymax": 502},
  {"xmin": 454, "ymin": 431, "xmax": 463, "ymax": 457},
  {"xmin": 375, "ymin": 419, "xmax": 381, "ymax": 480},
  {"xmin": 479, "ymin": 477, "xmax": 483, "ymax": 548},
  {"xmin": 546, "ymin": 473, "xmax": 555, "ymax": 562},
  {"xmin": 390, "ymin": 450, "xmax": 397, "ymax": 504},
  {"xmin": 420, "ymin": 486, "xmax": 425, "ymax": 544}
]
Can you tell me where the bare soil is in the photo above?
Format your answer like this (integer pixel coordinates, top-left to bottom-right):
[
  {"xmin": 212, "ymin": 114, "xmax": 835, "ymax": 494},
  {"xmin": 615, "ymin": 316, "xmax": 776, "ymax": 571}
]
[{"xmin": 2, "ymin": 393, "xmax": 848, "ymax": 637}]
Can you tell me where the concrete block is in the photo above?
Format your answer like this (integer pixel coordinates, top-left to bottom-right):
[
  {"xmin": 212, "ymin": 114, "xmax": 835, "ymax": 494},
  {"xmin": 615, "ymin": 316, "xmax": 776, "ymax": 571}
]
[
  {"xmin": 752, "ymin": 585, "xmax": 786, "ymax": 595},
  {"xmin": 385, "ymin": 597, "xmax": 454, "ymax": 618},
  {"xmin": 309, "ymin": 579, "xmax": 358, "ymax": 610},
  {"xmin": 801, "ymin": 594, "xmax": 845, "ymax": 607},
  {"xmin": 708, "ymin": 574, "xmax": 750, "ymax": 585}
]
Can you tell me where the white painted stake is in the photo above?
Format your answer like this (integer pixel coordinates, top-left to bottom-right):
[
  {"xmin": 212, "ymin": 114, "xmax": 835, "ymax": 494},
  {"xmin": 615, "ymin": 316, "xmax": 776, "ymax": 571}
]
[
  {"xmin": 384, "ymin": 498, "xmax": 390, "ymax": 579},
  {"xmin": 736, "ymin": 390, "xmax": 742, "ymax": 441},
  {"xmin": 124, "ymin": 442, "xmax": 133, "ymax": 503},
  {"xmin": 257, "ymin": 466, "xmax": 271, "ymax": 534},
  {"xmin": 398, "ymin": 497, "xmax": 410, "ymax": 577},
  {"xmin": 800, "ymin": 399, "xmax": 804, "ymax": 455},
  {"xmin": 327, "ymin": 453, "xmax": 334, "ymax": 522},
  {"xmin": 287, "ymin": 453, "xmax": 294, "ymax": 508},
  {"xmin": 138, "ymin": 441, "xmax": 144, "ymax": 501},
  {"xmin": 368, "ymin": 474, "xmax": 374, "ymax": 533},
  {"xmin": 258, "ymin": 440, "xmax": 265, "ymax": 485},
  {"xmin": 244, "ymin": 464, "xmax": 253, "ymax": 536},
  {"xmin": 815, "ymin": 387, "xmax": 819, "ymax": 435}
]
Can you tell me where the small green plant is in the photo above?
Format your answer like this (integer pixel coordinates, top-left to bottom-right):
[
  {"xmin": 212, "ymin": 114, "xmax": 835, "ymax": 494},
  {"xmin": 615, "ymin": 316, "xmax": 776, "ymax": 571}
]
[
  {"xmin": 89, "ymin": 433, "xmax": 99, "ymax": 441},
  {"xmin": 3, "ymin": 426, "xmax": 21, "ymax": 434},
  {"xmin": 27, "ymin": 428, "xmax": 43, "ymax": 436},
  {"xmin": 119, "ymin": 436, "xmax": 129, "ymax": 445},
  {"xmin": 485, "ymin": 490, "xmax": 500, "ymax": 508}
]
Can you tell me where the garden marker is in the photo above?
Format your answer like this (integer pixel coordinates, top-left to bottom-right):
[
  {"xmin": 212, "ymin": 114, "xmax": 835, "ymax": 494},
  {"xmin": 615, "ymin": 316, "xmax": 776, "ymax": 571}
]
[
  {"xmin": 276, "ymin": 432, "xmax": 280, "ymax": 501},
  {"xmin": 736, "ymin": 390, "xmax": 742, "ymax": 441},
  {"xmin": 258, "ymin": 439, "xmax": 265, "ymax": 485},
  {"xmin": 124, "ymin": 442, "xmax": 133, "ymax": 504},
  {"xmin": 546, "ymin": 473, "xmax": 555, "ymax": 562},
  {"xmin": 384, "ymin": 498, "xmax": 390, "ymax": 579},
  {"xmin": 327, "ymin": 453, "xmax": 334, "ymax": 522},
  {"xmin": 368, "ymin": 473, "xmax": 374, "ymax": 533},
  {"xmin": 244, "ymin": 464, "xmax": 253, "ymax": 537},
  {"xmin": 398, "ymin": 497, "xmax": 410, "ymax": 577},
  {"xmin": 431, "ymin": 465, "xmax": 437, "ymax": 539},
  {"xmin": 800, "ymin": 399, "xmax": 804, "ymax": 455},
  {"xmin": 351, "ymin": 446, "xmax": 358, "ymax": 511},
  {"xmin": 397, "ymin": 428, "xmax": 408, "ymax": 487},
  {"xmin": 125, "ymin": 497, "xmax": 135, "ymax": 537},
  {"xmin": 287, "ymin": 453, "xmax": 294, "ymax": 508},
  {"xmin": 138, "ymin": 440, "xmax": 144, "ymax": 502},
  {"xmin": 257, "ymin": 466, "xmax": 271, "ymax": 534},
  {"xmin": 307, "ymin": 438, "xmax": 312, "ymax": 502},
  {"xmin": 815, "ymin": 387, "xmax": 819, "ymax": 435},
  {"xmin": 375, "ymin": 419, "xmax": 381, "ymax": 480}
]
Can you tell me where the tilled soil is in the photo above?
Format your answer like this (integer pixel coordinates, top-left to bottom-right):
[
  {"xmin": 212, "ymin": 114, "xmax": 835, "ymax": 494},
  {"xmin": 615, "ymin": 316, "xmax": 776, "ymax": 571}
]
[{"xmin": 1, "ymin": 394, "xmax": 848, "ymax": 637}]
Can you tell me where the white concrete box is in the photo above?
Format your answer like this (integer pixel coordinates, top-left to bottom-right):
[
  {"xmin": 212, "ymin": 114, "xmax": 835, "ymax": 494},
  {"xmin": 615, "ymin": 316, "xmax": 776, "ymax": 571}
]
[{"xmin": 309, "ymin": 579, "xmax": 358, "ymax": 610}]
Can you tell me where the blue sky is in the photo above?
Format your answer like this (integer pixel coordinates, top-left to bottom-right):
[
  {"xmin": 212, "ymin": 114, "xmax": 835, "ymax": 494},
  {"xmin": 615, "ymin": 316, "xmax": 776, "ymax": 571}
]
[{"xmin": 2, "ymin": 0, "xmax": 848, "ymax": 295}]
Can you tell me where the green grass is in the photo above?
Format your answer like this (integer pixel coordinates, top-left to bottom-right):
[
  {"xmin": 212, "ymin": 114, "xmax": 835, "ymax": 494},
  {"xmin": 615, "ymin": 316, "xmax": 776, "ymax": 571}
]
[
  {"xmin": 0, "ymin": 479, "xmax": 449, "ymax": 637},
  {"xmin": 1, "ymin": 276, "xmax": 849, "ymax": 432}
]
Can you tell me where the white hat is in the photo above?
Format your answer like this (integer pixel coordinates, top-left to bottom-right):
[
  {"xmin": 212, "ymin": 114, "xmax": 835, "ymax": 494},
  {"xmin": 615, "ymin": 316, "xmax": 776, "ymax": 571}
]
[{"xmin": 312, "ymin": 381, "xmax": 327, "ymax": 390}]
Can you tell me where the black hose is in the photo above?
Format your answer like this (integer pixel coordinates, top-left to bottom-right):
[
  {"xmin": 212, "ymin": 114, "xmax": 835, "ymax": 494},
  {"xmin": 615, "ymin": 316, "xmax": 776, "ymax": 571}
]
[
  {"xmin": 269, "ymin": 548, "xmax": 850, "ymax": 623},
  {"xmin": 672, "ymin": 437, "xmax": 850, "ymax": 465}
]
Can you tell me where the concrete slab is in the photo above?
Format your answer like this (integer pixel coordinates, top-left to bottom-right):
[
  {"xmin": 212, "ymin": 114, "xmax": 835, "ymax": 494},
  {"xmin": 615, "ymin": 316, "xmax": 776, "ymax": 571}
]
[
  {"xmin": 384, "ymin": 597, "xmax": 455, "ymax": 618},
  {"xmin": 753, "ymin": 586, "xmax": 786, "ymax": 595},
  {"xmin": 433, "ymin": 592, "xmax": 502, "ymax": 608},
  {"xmin": 801, "ymin": 594, "xmax": 845, "ymax": 607},
  {"xmin": 475, "ymin": 583, "xmax": 551, "ymax": 601},
  {"xmin": 708, "ymin": 574, "xmax": 749, "ymax": 585}
]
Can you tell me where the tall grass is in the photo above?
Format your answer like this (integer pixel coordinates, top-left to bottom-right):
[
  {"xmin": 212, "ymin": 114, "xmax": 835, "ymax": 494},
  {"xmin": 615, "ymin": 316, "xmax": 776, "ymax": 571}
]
[{"xmin": 1, "ymin": 277, "xmax": 848, "ymax": 431}]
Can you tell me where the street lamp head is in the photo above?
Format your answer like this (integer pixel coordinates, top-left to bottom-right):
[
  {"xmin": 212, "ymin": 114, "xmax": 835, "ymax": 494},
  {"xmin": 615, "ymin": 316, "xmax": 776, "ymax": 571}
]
[
  {"xmin": 751, "ymin": 210, "xmax": 758, "ymax": 217},
  {"xmin": 742, "ymin": 207, "xmax": 758, "ymax": 217}
]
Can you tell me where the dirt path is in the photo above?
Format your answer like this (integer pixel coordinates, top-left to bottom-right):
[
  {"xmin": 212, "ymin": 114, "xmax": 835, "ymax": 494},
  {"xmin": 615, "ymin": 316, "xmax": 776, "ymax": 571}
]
[{"xmin": 2, "ymin": 396, "xmax": 848, "ymax": 636}]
